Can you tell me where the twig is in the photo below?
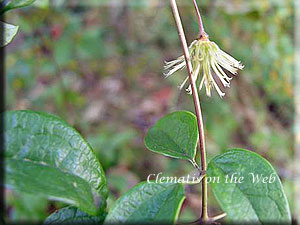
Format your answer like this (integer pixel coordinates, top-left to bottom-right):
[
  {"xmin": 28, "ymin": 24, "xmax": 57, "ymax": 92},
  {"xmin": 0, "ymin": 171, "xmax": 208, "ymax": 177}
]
[{"xmin": 169, "ymin": 0, "xmax": 208, "ymax": 221}]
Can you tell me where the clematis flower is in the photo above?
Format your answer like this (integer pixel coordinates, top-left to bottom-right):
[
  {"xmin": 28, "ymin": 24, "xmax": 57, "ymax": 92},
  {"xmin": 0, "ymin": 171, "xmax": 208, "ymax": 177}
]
[{"xmin": 164, "ymin": 36, "xmax": 244, "ymax": 97}]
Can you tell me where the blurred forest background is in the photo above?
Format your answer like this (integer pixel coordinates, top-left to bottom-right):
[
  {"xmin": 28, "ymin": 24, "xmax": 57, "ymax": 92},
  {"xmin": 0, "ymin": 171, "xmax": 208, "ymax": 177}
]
[{"xmin": 4, "ymin": 0, "xmax": 295, "ymax": 223}]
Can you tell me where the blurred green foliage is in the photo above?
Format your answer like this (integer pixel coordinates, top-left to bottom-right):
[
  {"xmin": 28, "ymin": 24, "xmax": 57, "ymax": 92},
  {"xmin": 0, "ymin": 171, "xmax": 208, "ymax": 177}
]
[{"xmin": 5, "ymin": 0, "xmax": 294, "ymax": 223}]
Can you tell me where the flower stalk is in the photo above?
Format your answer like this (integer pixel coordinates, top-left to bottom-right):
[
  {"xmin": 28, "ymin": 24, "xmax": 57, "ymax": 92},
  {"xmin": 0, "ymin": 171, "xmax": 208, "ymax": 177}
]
[
  {"xmin": 169, "ymin": 0, "xmax": 208, "ymax": 221},
  {"xmin": 192, "ymin": 0, "xmax": 206, "ymax": 38}
]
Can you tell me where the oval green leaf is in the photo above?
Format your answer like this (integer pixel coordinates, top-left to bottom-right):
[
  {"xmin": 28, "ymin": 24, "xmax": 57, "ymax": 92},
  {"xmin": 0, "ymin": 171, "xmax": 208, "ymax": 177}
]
[
  {"xmin": 1, "ymin": 22, "xmax": 19, "ymax": 47},
  {"xmin": 144, "ymin": 111, "xmax": 198, "ymax": 163},
  {"xmin": 2, "ymin": 0, "xmax": 36, "ymax": 13},
  {"xmin": 104, "ymin": 181, "xmax": 185, "ymax": 224},
  {"xmin": 44, "ymin": 207, "xmax": 104, "ymax": 225},
  {"xmin": 5, "ymin": 110, "xmax": 108, "ymax": 215},
  {"xmin": 207, "ymin": 148, "xmax": 291, "ymax": 224}
]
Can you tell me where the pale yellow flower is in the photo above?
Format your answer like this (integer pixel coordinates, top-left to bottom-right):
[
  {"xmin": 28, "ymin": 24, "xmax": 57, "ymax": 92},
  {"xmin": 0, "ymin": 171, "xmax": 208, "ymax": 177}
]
[{"xmin": 164, "ymin": 37, "xmax": 244, "ymax": 97}]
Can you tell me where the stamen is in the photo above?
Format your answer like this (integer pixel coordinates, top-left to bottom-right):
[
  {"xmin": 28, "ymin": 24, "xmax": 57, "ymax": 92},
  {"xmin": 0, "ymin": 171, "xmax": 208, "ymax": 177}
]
[{"xmin": 163, "ymin": 39, "xmax": 243, "ymax": 97}]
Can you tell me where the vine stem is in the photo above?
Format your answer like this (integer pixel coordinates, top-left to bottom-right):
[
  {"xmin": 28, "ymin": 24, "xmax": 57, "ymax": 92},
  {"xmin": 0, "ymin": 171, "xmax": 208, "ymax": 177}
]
[{"xmin": 169, "ymin": 0, "xmax": 208, "ymax": 222}]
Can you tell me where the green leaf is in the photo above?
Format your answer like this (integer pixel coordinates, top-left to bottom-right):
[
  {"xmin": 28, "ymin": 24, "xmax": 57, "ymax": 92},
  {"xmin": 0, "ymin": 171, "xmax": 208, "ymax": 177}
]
[
  {"xmin": 44, "ymin": 207, "xmax": 104, "ymax": 225},
  {"xmin": 144, "ymin": 111, "xmax": 198, "ymax": 163},
  {"xmin": 2, "ymin": 0, "xmax": 36, "ymax": 13},
  {"xmin": 104, "ymin": 181, "xmax": 185, "ymax": 224},
  {"xmin": 207, "ymin": 148, "xmax": 291, "ymax": 224},
  {"xmin": 5, "ymin": 110, "xmax": 108, "ymax": 215},
  {"xmin": 0, "ymin": 22, "xmax": 19, "ymax": 46}
]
